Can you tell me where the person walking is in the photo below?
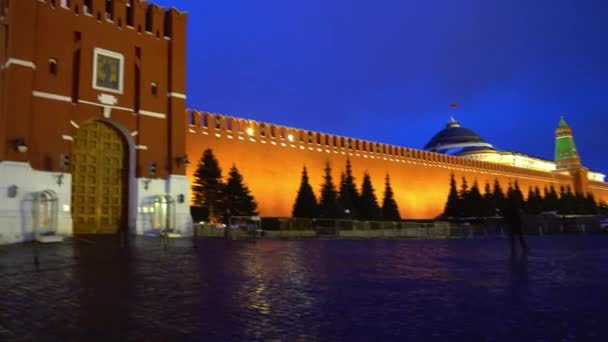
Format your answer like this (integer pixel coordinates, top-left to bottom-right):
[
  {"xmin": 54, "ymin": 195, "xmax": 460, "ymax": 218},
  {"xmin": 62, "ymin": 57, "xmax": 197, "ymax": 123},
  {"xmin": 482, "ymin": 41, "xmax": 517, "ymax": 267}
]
[
  {"xmin": 504, "ymin": 199, "xmax": 529, "ymax": 254},
  {"xmin": 222, "ymin": 208, "xmax": 232, "ymax": 240}
]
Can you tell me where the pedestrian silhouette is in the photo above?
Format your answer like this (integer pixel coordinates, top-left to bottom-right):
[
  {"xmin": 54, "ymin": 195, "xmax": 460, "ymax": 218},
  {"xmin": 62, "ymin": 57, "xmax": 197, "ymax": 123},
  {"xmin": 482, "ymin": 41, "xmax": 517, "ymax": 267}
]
[
  {"xmin": 504, "ymin": 199, "xmax": 529, "ymax": 255},
  {"xmin": 223, "ymin": 209, "xmax": 232, "ymax": 240}
]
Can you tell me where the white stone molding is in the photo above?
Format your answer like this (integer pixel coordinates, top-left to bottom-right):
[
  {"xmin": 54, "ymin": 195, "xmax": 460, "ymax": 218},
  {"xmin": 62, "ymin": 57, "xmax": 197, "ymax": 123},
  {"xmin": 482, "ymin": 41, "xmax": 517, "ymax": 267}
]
[
  {"xmin": 136, "ymin": 145, "xmax": 148, "ymax": 150},
  {"xmin": 70, "ymin": 120, "xmax": 80, "ymax": 128},
  {"xmin": 168, "ymin": 92, "xmax": 187, "ymax": 100},
  {"xmin": 138, "ymin": 109, "xmax": 166, "ymax": 119},
  {"xmin": 62, "ymin": 135, "xmax": 74, "ymax": 142},
  {"xmin": 32, "ymin": 91, "xmax": 71, "ymax": 102},
  {"xmin": 3, "ymin": 58, "xmax": 36, "ymax": 70},
  {"xmin": 78, "ymin": 99, "xmax": 132, "ymax": 113},
  {"xmin": 98, "ymin": 93, "xmax": 118, "ymax": 105}
]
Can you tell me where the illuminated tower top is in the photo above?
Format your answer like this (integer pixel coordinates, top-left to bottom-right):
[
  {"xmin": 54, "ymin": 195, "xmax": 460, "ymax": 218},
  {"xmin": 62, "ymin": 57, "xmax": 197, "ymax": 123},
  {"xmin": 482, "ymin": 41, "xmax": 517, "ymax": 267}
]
[{"xmin": 555, "ymin": 116, "xmax": 581, "ymax": 170}]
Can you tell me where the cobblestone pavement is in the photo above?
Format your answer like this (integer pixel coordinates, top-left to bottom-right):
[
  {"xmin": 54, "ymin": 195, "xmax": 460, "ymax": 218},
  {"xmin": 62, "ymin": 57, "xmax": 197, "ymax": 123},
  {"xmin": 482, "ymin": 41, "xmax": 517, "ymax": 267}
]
[{"xmin": 1, "ymin": 234, "xmax": 608, "ymax": 341}]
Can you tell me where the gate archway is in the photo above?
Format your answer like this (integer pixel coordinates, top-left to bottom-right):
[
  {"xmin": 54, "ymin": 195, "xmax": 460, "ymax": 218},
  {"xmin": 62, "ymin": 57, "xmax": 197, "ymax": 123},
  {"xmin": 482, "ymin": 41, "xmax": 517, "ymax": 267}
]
[{"xmin": 71, "ymin": 121, "xmax": 128, "ymax": 234}]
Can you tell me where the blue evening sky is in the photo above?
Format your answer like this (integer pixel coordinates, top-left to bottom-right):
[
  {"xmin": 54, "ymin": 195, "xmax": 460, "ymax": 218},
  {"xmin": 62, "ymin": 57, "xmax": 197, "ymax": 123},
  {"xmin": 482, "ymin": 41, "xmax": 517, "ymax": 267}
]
[{"xmin": 152, "ymin": 0, "xmax": 608, "ymax": 173}]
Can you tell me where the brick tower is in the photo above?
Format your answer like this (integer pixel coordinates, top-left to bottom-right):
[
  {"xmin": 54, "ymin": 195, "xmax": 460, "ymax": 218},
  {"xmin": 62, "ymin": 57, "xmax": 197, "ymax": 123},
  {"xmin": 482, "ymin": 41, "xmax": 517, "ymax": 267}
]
[
  {"xmin": 0, "ymin": 0, "xmax": 191, "ymax": 244},
  {"xmin": 554, "ymin": 116, "xmax": 589, "ymax": 194}
]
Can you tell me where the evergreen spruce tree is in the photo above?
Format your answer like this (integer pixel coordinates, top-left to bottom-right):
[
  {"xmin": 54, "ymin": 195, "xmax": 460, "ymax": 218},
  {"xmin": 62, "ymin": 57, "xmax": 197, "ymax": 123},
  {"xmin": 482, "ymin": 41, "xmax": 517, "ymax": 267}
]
[
  {"xmin": 512, "ymin": 181, "xmax": 525, "ymax": 207},
  {"xmin": 191, "ymin": 148, "xmax": 224, "ymax": 222},
  {"xmin": 318, "ymin": 162, "xmax": 342, "ymax": 218},
  {"xmin": 525, "ymin": 187, "xmax": 535, "ymax": 214},
  {"xmin": 292, "ymin": 166, "xmax": 319, "ymax": 218},
  {"xmin": 584, "ymin": 193, "xmax": 598, "ymax": 215},
  {"xmin": 558, "ymin": 186, "xmax": 573, "ymax": 215},
  {"xmin": 493, "ymin": 179, "xmax": 506, "ymax": 217},
  {"xmin": 574, "ymin": 192, "xmax": 587, "ymax": 215},
  {"xmin": 534, "ymin": 187, "xmax": 544, "ymax": 214},
  {"xmin": 466, "ymin": 181, "xmax": 484, "ymax": 217},
  {"xmin": 444, "ymin": 174, "xmax": 461, "ymax": 218},
  {"xmin": 381, "ymin": 174, "xmax": 401, "ymax": 221},
  {"xmin": 359, "ymin": 172, "xmax": 381, "ymax": 221},
  {"xmin": 459, "ymin": 177, "xmax": 470, "ymax": 217},
  {"xmin": 338, "ymin": 159, "xmax": 359, "ymax": 220},
  {"xmin": 482, "ymin": 182, "xmax": 494, "ymax": 217},
  {"xmin": 223, "ymin": 165, "xmax": 258, "ymax": 216}
]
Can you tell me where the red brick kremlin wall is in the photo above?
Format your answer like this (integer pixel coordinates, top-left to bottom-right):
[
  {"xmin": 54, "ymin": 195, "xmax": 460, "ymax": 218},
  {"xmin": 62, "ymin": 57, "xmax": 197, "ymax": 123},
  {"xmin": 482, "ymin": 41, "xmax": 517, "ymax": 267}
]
[{"xmin": 185, "ymin": 112, "xmax": 608, "ymax": 219}]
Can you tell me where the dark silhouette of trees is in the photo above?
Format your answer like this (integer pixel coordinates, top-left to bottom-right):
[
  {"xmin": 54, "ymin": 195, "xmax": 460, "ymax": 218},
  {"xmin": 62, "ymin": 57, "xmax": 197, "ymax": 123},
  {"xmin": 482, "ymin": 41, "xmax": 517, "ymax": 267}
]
[
  {"xmin": 359, "ymin": 172, "xmax": 381, "ymax": 221},
  {"xmin": 338, "ymin": 159, "xmax": 359, "ymax": 219},
  {"xmin": 543, "ymin": 186, "xmax": 559, "ymax": 212},
  {"xmin": 465, "ymin": 181, "xmax": 484, "ymax": 217},
  {"xmin": 318, "ymin": 162, "xmax": 342, "ymax": 218},
  {"xmin": 493, "ymin": 179, "xmax": 506, "ymax": 216},
  {"xmin": 525, "ymin": 187, "xmax": 543, "ymax": 215},
  {"xmin": 223, "ymin": 165, "xmax": 258, "ymax": 216},
  {"xmin": 381, "ymin": 174, "xmax": 401, "ymax": 221},
  {"xmin": 444, "ymin": 174, "xmax": 460, "ymax": 218},
  {"xmin": 482, "ymin": 182, "xmax": 494, "ymax": 217},
  {"xmin": 191, "ymin": 148, "xmax": 224, "ymax": 222},
  {"xmin": 584, "ymin": 193, "xmax": 598, "ymax": 215},
  {"xmin": 292, "ymin": 166, "xmax": 318, "ymax": 218}
]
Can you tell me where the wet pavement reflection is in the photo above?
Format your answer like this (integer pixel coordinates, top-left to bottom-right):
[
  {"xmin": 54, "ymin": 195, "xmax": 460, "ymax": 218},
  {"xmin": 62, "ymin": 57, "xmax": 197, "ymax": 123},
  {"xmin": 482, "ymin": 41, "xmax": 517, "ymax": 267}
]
[{"xmin": 1, "ymin": 235, "xmax": 608, "ymax": 340}]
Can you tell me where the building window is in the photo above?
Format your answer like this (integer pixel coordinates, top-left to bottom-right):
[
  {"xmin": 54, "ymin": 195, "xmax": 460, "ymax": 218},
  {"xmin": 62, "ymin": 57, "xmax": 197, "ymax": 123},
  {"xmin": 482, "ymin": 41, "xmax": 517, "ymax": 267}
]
[
  {"xmin": 151, "ymin": 82, "xmax": 158, "ymax": 96},
  {"xmin": 260, "ymin": 124, "xmax": 266, "ymax": 137},
  {"xmin": 105, "ymin": 0, "xmax": 113, "ymax": 20},
  {"xmin": 83, "ymin": 0, "xmax": 92, "ymax": 14},
  {"xmin": 49, "ymin": 58, "xmax": 58, "ymax": 75},
  {"xmin": 215, "ymin": 115, "xmax": 222, "ymax": 129},
  {"xmin": 126, "ymin": 1, "xmax": 134, "ymax": 26}
]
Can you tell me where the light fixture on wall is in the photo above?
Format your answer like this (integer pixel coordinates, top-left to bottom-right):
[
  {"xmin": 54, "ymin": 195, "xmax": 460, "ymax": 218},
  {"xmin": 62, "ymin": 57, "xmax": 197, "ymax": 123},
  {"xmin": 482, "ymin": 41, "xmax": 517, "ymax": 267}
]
[
  {"xmin": 7, "ymin": 185, "xmax": 18, "ymax": 198},
  {"xmin": 176, "ymin": 155, "xmax": 190, "ymax": 168},
  {"xmin": 15, "ymin": 138, "xmax": 28, "ymax": 153},
  {"xmin": 143, "ymin": 178, "xmax": 152, "ymax": 191},
  {"xmin": 55, "ymin": 174, "xmax": 64, "ymax": 186},
  {"xmin": 143, "ymin": 162, "xmax": 157, "ymax": 191}
]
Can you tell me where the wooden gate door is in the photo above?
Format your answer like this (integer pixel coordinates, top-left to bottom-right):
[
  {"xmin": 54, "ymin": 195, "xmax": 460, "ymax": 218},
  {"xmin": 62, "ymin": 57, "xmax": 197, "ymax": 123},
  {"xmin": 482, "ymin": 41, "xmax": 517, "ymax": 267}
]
[{"xmin": 72, "ymin": 121, "xmax": 127, "ymax": 234}]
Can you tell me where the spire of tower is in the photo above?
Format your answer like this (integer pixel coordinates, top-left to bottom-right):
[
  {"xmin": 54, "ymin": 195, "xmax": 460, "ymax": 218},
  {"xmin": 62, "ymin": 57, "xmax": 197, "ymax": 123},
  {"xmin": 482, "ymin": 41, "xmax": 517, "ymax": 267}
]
[{"xmin": 555, "ymin": 116, "xmax": 581, "ymax": 170}]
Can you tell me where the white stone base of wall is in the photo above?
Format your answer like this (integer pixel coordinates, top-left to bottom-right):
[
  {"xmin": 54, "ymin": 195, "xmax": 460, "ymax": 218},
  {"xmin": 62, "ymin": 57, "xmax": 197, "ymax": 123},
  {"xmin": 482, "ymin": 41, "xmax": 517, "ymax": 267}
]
[
  {"xmin": 0, "ymin": 161, "xmax": 73, "ymax": 245},
  {"xmin": 0, "ymin": 161, "xmax": 193, "ymax": 245}
]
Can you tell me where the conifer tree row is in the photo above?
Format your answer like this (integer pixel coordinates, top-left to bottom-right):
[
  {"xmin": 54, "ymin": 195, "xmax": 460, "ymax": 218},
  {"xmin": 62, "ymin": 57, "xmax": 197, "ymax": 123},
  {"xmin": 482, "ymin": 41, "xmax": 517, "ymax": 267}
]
[
  {"xmin": 443, "ymin": 174, "xmax": 599, "ymax": 218},
  {"xmin": 291, "ymin": 160, "xmax": 403, "ymax": 221},
  {"xmin": 191, "ymin": 148, "xmax": 258, "ymax": 222}
]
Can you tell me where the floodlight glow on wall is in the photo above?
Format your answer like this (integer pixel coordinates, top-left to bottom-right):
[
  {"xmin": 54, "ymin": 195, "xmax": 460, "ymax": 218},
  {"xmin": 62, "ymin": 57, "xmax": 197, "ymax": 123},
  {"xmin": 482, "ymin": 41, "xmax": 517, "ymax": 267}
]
[
  {"xmin": 287, "ymin": 134, "xmax": 294, "ymax": 142},
  {"xmin": 246, "ymin": 127, "xmax": 254, "ymax": 136}
]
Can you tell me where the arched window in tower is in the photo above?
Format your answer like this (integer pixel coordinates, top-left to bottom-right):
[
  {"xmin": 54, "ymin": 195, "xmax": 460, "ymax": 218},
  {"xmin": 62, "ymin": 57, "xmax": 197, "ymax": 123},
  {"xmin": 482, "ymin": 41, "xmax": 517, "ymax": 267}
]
[
  {"xmin": 126, "ymin": 0, "xmax": 134, "ymax": 26},
  {"xmin": 105, "ymin": 0, "xmax": 113, "ymax": 20},
  {"xmin": 225, "ymin": 118, "xmax": 232, "ymax": 132},
  {"xmin": 151, "ymin": 82, "xmax": 158, "ymax": 96},
  {"xmin": 83, "ymin": 0, "xmax": 92, "ymax": 14},
  {"xmin": 49, "ymin": 58, "xmax": 58, "ymax": 76}
]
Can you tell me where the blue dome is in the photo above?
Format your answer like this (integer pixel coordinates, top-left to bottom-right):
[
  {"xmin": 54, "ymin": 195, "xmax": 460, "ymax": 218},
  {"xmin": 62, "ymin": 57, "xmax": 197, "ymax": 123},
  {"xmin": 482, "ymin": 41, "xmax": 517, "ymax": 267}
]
[{"xmin": 424, "ymin": 118, "xmax": 494, "ymax": 154}]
